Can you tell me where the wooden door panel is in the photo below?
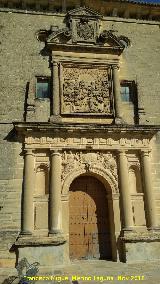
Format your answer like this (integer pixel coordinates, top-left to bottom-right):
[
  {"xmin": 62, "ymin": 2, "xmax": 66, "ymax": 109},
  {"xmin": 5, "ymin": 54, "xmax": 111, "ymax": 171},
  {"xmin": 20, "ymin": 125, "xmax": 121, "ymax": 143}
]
[{"xmin": 69, "ymin": 175, "xmax": 111, "ymax": 260}]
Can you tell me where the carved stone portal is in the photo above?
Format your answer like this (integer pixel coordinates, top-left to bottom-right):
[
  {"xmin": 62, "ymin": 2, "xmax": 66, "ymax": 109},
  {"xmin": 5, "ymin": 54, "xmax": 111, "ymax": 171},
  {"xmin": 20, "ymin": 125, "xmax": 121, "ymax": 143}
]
[{"xmin": 61, "ymin": 65, "xmax": 113, "ymax": 115}]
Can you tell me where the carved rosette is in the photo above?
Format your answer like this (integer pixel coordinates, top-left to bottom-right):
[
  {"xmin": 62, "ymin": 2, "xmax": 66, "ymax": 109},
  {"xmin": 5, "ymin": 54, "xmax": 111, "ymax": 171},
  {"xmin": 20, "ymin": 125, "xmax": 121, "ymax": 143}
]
[
  {"xmin": 61, "ymin": 151, "xmax": 118, "ymax": 182},
  {"xmin": 61, "ymin": 66, "xmax": 113, "ymax": 115}
]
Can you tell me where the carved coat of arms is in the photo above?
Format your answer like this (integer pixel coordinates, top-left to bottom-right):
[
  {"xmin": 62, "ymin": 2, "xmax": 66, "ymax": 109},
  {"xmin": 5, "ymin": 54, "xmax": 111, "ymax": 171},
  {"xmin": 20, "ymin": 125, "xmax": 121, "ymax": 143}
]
[{"xmin": 76, "ymin": 19, "xmax": 94, "ymax": 41}]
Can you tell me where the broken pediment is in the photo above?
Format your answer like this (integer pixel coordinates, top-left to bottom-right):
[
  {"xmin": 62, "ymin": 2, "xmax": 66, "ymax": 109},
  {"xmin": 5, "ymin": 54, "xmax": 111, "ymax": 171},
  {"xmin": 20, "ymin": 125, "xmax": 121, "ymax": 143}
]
[
  {"xmin": 47, "ymin": 27, "xmax": 72, "ymax": 44},
  {"xmin": 98, "ymin": 31, "xmax": 130, "ymax": 49},
  {"xmin": 46, "ymin": 7, "xmax": 130, "ymax": 52}
]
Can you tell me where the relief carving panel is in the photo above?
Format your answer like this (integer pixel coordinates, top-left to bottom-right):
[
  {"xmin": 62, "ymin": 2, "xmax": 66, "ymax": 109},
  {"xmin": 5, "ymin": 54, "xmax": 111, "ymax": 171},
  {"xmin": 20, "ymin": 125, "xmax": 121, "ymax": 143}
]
[{"xmin": 61, "ymin": 66, "xmax": 113, "ymax": 115}]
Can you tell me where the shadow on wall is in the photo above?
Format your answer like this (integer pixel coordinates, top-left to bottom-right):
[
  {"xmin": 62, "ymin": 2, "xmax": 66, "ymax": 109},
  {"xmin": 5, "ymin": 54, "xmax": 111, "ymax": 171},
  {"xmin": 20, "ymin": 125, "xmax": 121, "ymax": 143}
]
[{"xmin": 4, "ymin": 128, "xmax": 18, "ymax": 143}]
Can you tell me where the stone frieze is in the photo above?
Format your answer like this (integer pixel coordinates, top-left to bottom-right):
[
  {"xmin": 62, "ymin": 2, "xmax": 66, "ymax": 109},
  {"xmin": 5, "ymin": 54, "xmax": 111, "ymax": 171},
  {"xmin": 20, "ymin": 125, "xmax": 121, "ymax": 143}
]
[{"xmin": 25, "ymin": 136, "xmax": 150, "ymax": 149}]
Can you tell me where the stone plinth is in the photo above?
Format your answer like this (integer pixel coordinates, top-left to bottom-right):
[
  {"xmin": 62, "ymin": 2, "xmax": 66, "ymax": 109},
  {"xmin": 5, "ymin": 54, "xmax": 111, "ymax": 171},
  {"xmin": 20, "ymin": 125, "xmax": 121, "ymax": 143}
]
[
  {"xmin": 15, "ymin": 235, "xmax": 69, "ymax": 267},
  {"xmin": 120, "ymin": 231, "xmax": 160, "ymax": 263}
]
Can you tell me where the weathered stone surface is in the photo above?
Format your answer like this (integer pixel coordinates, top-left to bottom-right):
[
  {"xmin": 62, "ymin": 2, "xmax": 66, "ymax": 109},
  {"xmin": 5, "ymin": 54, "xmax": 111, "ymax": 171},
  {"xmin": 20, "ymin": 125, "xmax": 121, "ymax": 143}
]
[
  {"xmin": 125, "ymin": 242, "xmax": 160, "ymax": 263},
  {"xmin": 18, "ymin": 244, "xmax": 68, "ymax": 267}
]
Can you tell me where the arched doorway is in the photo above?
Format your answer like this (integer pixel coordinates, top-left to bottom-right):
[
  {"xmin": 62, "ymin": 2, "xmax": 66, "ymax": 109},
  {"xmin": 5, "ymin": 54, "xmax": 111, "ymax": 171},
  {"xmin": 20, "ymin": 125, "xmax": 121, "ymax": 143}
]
[{"xmin": 69, "ymin": 175, "xmax": 112, "ymax": 260}]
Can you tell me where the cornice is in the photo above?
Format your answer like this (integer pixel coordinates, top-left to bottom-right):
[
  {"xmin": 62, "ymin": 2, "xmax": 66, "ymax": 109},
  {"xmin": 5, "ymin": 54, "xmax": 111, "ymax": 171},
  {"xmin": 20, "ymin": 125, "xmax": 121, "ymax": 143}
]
[
  {"xmin": 118, "ymin": 0, "xmax": 160, "ymax": 6},
  {"xmin": 0, "ymin": 0, "xmax": 159, "ymax": 22},
  {"xmin": 15, "ymin": 235, "xmax": 67, "ymax": 246},
  {"xmin": 120, "ymin": 231, "xmax": 160, "ymax": 242},
  {"xmin": 13, "ymin": 122, "xmax": 160, "ymax": 135}
]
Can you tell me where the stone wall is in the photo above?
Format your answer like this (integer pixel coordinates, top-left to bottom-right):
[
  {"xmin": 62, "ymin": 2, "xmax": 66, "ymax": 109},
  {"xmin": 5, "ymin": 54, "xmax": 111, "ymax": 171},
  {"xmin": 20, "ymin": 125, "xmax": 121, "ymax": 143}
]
[
  {"xmin": 0, "ymin": 12, "xmax": 160, "ymax": 123},
  {"xmin": 0, "ymin": 124, "xmax": 22, "ymax": 270}
]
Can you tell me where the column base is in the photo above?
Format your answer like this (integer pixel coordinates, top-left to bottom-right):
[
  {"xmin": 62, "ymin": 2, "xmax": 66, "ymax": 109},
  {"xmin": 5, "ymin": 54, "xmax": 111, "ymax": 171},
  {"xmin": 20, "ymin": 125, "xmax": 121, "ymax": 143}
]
[
  {"xmin": 121, "ymin": 227, "xmax": 135, "ymax": 236},
  {"xmin": 122, "ymin": 227, "xmax": 134, "ymax": 232},
  {"xmin": 114, "ymin": 117, "xmax": 126, "ymax": 125},
  {"xmin": 49, "ymin": 115, "xmax": 62, "ymax": 123},
  {"xmin": 147, "ymin": 227, "xmax": 160, "ymax": 231},
  {"xmin": 20, "ymin": 230, "xmax": 32, "ymax": 235},
  {"xmin": 49, "ymin": 229, "xmax": 63, "ymax": 235}
]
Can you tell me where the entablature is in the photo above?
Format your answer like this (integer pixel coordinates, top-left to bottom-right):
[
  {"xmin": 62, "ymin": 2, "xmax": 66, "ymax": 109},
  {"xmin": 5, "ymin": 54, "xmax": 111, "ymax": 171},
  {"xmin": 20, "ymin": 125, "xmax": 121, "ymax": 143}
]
[{"xmin": 14, "ymin": 122, "xmax": 160, "ymax": 151}]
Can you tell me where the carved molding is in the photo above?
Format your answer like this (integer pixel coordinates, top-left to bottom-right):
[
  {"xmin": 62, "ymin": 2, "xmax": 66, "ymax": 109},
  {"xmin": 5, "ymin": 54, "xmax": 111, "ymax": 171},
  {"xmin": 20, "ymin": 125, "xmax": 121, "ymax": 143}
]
[
  {"xmin": 25, "ymin": 136, "xmax": 151, "ymax": 150},
  {"xmin": 15, "ymin": 235, "xmax": 66, "ymax": 247},
  {"xmin": 120, "ymin": 232, "xmax": 160, "ymax": 242}
]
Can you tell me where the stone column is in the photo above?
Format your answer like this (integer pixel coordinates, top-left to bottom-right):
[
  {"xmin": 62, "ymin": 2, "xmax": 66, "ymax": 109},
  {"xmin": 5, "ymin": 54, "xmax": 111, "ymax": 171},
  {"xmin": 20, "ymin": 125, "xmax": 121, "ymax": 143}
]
[
  {"xmin": 113, "ymin": 65, "xmax": 121, "ymax": 120},
  {"xmin": 22, "ymin": 149, "xmax": 35, "ymax": 234},
  {"xmin": 50, "ymin": 150, "xmax": 62, "ymax": 234},
  {"xmin": 118, "ymin": 151, "xmax": 134, "ymax": 230},
  {"xmin": 141, "ymin": 150, "xmax": 158, "ymax": 229},
  {"xmin": 52, "ymin": 61, "xmax": 60, "ymax": 116}
]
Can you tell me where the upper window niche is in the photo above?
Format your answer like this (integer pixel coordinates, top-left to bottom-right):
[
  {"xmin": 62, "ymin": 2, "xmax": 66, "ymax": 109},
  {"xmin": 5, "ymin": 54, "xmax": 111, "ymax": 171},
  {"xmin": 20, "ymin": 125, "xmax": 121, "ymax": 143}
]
[
  {"xmin": 34, "ymin": 165, "xmax": 49, "ymax": 196},
  {"xmin": 120, "ymin": 80, "xmax": 136, "ymax": 103},
  {"xmin": 129, "ymin": 166, "xmax": 143, "ymax": 194},
  {"xmin": 36, "ymin": 77, "xmax": 50, "ymax": 99}
]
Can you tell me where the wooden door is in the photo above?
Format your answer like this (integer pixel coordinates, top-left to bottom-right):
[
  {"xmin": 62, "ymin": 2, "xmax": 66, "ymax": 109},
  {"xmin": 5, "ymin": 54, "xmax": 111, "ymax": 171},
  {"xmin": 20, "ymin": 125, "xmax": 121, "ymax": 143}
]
[{"xmin": 69, "ymin": 175, "xmax": 111, "ymax": 260}]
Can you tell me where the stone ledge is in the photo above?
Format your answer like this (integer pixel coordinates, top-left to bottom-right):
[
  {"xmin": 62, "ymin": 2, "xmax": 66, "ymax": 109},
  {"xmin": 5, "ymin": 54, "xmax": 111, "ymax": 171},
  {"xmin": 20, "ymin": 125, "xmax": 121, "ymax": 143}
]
[
  {"xmin": 120, "ymin": 231, "xmax": 160, "ymax": 243},
  {"xmin": 15, "ymin": 235, "xmax": 67, "ymax": 247},
  {"xmin": 14, "ymin": 121, "xmax": 160, "ymax": 134}
]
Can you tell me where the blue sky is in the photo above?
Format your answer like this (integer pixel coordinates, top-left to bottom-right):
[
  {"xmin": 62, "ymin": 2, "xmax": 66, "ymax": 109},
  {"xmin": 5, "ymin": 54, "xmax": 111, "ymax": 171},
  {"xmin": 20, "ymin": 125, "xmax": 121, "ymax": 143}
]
[
  {"xmin": 131, "ymin": 0, "xmax": 160, "ymax": 3},
  {"xmin": 129, "ymin": 0, "xmax": 160, "ymax": 3}
]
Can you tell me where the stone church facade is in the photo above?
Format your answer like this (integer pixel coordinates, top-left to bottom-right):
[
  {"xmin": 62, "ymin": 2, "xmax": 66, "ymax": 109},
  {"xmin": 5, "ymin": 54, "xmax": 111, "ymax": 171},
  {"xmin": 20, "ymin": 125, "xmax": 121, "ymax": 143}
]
[{"xmin": 0, "ymin": 0, "xmax": 160, "ymax": 277}]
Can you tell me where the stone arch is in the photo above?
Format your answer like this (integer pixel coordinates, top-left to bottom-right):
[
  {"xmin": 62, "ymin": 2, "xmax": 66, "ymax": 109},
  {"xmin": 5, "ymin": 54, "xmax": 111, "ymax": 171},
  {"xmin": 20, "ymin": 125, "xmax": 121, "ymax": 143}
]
[{"xmin": 62, "ymin": 165, "xmax": 118, "ymax": 196}]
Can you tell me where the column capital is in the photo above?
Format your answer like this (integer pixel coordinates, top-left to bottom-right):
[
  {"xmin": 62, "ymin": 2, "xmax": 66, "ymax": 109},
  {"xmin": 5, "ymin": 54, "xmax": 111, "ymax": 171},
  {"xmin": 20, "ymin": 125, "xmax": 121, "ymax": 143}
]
[
  {"xmin": 117, "ymin": 149, "xmax": 127, "ymax": 156},
  {"xmin": 141, "ymin": 149, "xmax": 151, "ymax": 157},
  {"xmin": 24, "ymin": 149, "xmax": 35, "ymax": 156},
  {"xmin": 52, "ymin": 61, "xmax": 59, "ymax": 67},
  {"xmin": 112, "ymin": 64, "xmax": 119, "ymax": 70},
  {"xmin": 110, "ymin": 193, "xmax": 120, "ymax": 200},
  {"xmin": 50, "ymin": 149, "xmax": 62, "ymax": 156}
]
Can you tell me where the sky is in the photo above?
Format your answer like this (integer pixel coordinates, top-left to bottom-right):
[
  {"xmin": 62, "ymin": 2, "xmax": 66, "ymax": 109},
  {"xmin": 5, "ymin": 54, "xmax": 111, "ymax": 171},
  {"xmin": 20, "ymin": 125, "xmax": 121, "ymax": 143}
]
[{"xmin": 131, "ymin": 0, "xmax": 160, "ymax": 3}]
